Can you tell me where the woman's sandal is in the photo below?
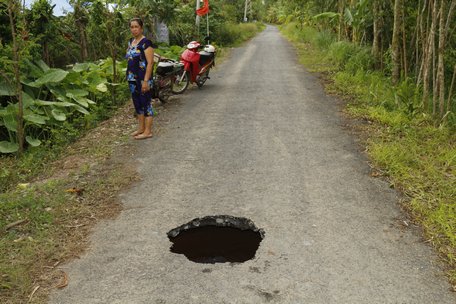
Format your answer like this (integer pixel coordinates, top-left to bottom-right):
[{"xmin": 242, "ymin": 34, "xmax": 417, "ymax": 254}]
[{"xmin": 134, "ymin": 133, "xmax": 153, "ymax": 140}]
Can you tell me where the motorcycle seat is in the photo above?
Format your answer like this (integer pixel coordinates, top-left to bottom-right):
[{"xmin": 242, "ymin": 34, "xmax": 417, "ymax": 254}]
[
  {"xmin": 156, "ymin": 62, "xmax": 174, "ymax": 76},
  {"xmin": 198, "ymin": 51, "xmax": 214, "ymax": 66}
]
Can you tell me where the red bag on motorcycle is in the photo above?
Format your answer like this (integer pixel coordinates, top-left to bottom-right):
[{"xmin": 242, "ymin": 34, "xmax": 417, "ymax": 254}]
[{"xmin": 181, "ymin": 49, "xmax": 200, "ymax": 83}]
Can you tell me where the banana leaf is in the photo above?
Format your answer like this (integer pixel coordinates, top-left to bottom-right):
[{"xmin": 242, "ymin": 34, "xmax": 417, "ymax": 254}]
[
  {"xmin": 344, "ymin": 8, "xmax": 353, "ymax": 25},
  {"xmin": 313, "ymin": 12, "xmax": 340, "ymax": 20}
]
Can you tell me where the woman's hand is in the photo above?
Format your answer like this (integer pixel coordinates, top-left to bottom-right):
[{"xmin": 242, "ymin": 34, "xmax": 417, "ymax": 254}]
[{"xmin": 141, "ymin": 80, "xmax": 150, "ymax": 93}]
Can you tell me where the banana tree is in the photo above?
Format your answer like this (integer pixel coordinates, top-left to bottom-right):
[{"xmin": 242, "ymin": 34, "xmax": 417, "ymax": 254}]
[
  {"xmin": 313, "ymin": 11, "xmax": 340, "ymax": 32},
  {"xmin": 344, "ymin": 0, "xmax": 372, "ymax": 44}
]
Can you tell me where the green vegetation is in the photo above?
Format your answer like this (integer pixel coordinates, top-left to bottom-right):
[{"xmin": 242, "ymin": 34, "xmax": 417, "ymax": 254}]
[
  {"xmin": 280, "ymin": 21, "xmax": 456, "ymax": 281},
  {"xmin": 0, "ymin": 58, "xmax": 129, "ymax": 192},
  {"xmin": 0, "ymin": 1, "xmax": 265, "ymax": 302},
  {"xmin": 1, "ymin": 0, "xmax": 266, "ymax": 157},
  {"xmin": 0, "ymin": 0, "xmax": 265, "ymax": 190},
  {"xmin": 269, "ymin": 0, "xmax": 456, "ymax": 280},
  {"xmin": 0, "ymin": 132, "xmax": 136, "ymax": 302},
  {"xmin": 214, "ymin": 22, "xmax": 266, "ymax": 47}
]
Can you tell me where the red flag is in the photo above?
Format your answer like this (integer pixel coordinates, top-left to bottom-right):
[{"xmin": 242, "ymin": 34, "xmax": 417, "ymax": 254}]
[{"xmin": 196, "ymin": 0, "xmax": 209, "ymax": 16}]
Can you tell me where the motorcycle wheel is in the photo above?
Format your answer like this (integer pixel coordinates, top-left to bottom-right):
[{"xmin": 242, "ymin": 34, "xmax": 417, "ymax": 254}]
[
  {"xmin": 197, "ymin": 70, "xmax": 209, "ymax": 88},
  {"xmin": 171, "ymin": 70, "xmax": 189, "ymax": 94},
  {"xmin": 158, "ymin": 90, "xmax": 170, "ymax": 103},
  {"xmin": 157, "ymin": 78, "xmax": 172, "ymax": 104}
]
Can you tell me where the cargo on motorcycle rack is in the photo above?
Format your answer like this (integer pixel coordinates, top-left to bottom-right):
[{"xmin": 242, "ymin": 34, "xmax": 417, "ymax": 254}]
[{"xmin": 152, "ymin": 54, "xmax": 187, "ymax": 103}]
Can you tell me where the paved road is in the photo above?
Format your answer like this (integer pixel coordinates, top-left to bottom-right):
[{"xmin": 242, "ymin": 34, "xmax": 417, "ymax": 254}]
[{"xmin": 50, "ymin": 25, "xmax": 455, "ymax": 303}]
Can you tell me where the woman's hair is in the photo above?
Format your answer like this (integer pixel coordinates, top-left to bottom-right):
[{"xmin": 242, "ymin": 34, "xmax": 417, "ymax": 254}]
[{"xmin": 129, "ymin": 18, "xmax": 143, "ymax": 28}]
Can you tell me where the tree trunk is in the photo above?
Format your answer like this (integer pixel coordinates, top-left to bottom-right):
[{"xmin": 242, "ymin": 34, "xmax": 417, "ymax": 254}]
[
  {"xmin": 338, "ymin": 0, "xmax": 345, "ymax": 41},
  {"xmin": 415, "ymin": 0, "xmax": 423, "ymax": 78},
  {"xmin": 74, "ymin": 1, "xmax": 88, "ymax": 61},
  {"xmin": 79, "ymin": 24, "xmax": 88, "ymax": 61},
  {"xmin": 105, "ymin": 2, "xmax": 118, "ymax": 105},
  {"xmin": 442, "ymin": 0, "xmax": 456, "ymax": 115},
  {"xmin": 372, "ymin": 0, "xmax": 381, "ymax": 66},
  {"xmin": 109, "ymin": 33, "xmax": 117, "ymax": 105},
  {"xmin": 7, "ymin": 0, "xmax": 24, "ymax": 154},
  {"xmin": 401, "ymin": 1, "xmax": 408, "ymax": 79},
  {"xmin": 436, "ymin": 0, "xmax": 445, "ymax": 117},
  {"xmin": 432, "ymin": 33, "xmax": 437, "ymax": 115},
  {"xmin": 422, "ymin": 0, "xmax": 438, "ymax": 111},
  {"xmin": 111, "ymin": 51, "xmax": 117, "ymax": 105},
  {"xmin": 448, "ymin": 65, "xmax": 456, "ymax": 113},
  {"xmin": 417, "ymin": 0, "xmax": 430, "ymax": 85},
  {"xmin": 392, "ymin": 0, "xmax": 402, "ymax": 85},
  {"xmin": 43, "ymin": 40, "xmax": 50, "ymax": 66}
]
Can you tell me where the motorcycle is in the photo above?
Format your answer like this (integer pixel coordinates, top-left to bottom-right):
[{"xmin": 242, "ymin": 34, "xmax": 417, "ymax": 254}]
[
  {"xmin": 172, "ymin": 40, "xmax": 216, "ymax": 93},
  {"xmin": 152, "ymin": 55, "xmax": 187, "ymax": 103}
]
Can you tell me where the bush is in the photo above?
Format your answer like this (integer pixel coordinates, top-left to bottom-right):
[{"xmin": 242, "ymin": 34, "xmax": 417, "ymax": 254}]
[
  {"xmin": 326, "ymin": 41, "xmax": 358, "ymax": 69},
  {"xmin": 0, "ymin": 58, "xmax": 126, "ymax": 155},
  {"xmin": 155, "ymin": 45, "xmax": 185, "ymax": 61},
  {"xmin": 279, "ymin": 22, "xmax": 456, "ymax": 279},
  {"xmin": 394, "ymin": 78, "xmax": 422, "ymax": 118},
  {"xmin": 213, "ymin": 22, "xmax": 263, "ymax": 46},
  {"xmin": 325, "ymin": 41, "xmax": 374, "ymax": 74},
  {"xmin": 280, "ymin": 22, "xmax": 318, "ymax": 43},
  {"xmin": 314, "ymin": 30, "xmax": 335, "ymax": 50},
  {"xmin": 345, "ymin": 46, "xmax": 374, "ymax": 73},
  {"xmin": 215, "ymin": 22, "xmax": 240, "ymax": 45}
]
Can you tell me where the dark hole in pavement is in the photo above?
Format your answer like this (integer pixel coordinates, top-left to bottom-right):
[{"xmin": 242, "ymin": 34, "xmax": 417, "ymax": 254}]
[{"xmin": 167, "ymin": 215, "xmax": 265, "ymax": 264}]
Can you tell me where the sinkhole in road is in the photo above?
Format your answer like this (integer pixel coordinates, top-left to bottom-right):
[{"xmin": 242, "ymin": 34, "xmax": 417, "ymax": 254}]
[{"xmin": 167, "ymin": 215, "xmax": 265, "ymax": 264}]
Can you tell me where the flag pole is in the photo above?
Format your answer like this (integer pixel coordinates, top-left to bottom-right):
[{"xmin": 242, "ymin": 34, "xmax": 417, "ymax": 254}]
[
  {"xmin": 244, "ymin": 0, "xmax": 248, "ymax": 22},
  {"xmin": 196, "ymin": 0, "xmax": 200, "ymax": 35},
  {"xmin": 206, "ymin": 13, "xmax": 210, "ymax": 43}
]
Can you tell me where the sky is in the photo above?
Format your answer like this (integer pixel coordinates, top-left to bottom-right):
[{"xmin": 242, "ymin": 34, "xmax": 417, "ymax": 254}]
[{"xmin": 24, "ymin": 0, "xmax": 73, "ymax": 16}]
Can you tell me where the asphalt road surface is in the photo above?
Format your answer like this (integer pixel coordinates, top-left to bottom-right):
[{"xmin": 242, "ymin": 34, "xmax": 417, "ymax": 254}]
[{"xmin": 50, "ymin": 25, "xmax": 456, "ymax": 304}]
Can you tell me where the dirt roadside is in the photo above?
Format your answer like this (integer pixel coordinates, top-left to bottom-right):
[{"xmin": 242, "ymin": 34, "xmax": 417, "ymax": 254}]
[{"xmin": 1, "ymin": 97, "xmax": 185, "ymax": 303}]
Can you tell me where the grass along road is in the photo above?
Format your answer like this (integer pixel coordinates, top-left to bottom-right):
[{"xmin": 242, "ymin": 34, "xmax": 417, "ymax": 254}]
[{"xmin": 279, "ymin": 22, "xmax": 456, "ymax": 285}]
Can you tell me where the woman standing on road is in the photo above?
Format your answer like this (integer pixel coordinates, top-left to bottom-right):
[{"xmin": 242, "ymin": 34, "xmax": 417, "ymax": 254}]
[{"xmin": 126, "ymin": 18, "xmax": 155, "ymax": 139}]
